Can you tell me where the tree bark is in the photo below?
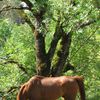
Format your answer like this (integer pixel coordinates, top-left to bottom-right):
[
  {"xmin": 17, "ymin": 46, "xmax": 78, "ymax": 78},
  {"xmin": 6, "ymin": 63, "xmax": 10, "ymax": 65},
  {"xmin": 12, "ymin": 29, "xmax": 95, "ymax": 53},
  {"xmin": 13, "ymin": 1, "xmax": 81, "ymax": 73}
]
[{"xmin": 52, "ymin": 32, "xmax": 72, "ymax": 76}]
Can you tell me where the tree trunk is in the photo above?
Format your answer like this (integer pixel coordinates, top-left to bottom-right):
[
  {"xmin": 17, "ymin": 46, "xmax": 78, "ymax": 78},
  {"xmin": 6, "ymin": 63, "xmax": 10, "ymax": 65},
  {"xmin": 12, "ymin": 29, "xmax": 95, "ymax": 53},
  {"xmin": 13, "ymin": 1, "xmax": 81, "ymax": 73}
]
[
  {"xmin": 21, "ymin": 0, "xmax": 72, "ymax": 76},
  {"xmin": 51, "ymin": 32, "xmax": 72, "ymax": 76}
]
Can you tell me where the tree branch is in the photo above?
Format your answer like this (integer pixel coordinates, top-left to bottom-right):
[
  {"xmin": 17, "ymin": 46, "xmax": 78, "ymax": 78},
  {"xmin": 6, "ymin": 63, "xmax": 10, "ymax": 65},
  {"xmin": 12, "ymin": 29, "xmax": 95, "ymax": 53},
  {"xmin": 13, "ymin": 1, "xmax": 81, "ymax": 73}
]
[
  {"xmin": 47, "ymin": 17, "xmax": 62, "ymax": 62},
  {"xmin": 34, "ymin": 29, "xmax": 47, "ymax": 75},
  {"xmin": 77, "ymin": 19, "xmax": 98, "ymax": 29},
  {"xmin": 0, "ymin": 5, "xmax": 29, "ymax": 14},
  {"xmin": 0, "ymin": 85, "xmax": 20, "ymax": 99},
  {"xmin": 29, "ymin": 2, "xmax": 48, "ymax": 76},
  {"xmin": 7, "ymin": 86, "xmax": 20, "ymax": 93},
  {"xmin": 52, "ymin": 32, "xmax": 72, "ymax": 76},
  {"xmin": 3, "ymin": 59, "xmax": 28, "ymax": 75}
]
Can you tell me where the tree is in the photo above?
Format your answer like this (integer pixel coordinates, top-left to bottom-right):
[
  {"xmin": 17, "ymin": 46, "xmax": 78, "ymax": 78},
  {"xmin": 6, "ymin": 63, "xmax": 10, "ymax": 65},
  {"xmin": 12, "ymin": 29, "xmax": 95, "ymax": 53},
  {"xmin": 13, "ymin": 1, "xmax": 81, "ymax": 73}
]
[
  {"xmin": 18, "ymin": 0, "xmax": 74, "ymax": 76},
  {"xmin": 0, "ymin": 0, "xmax": 99, "ymax": 76},
  {"xmin": 18, "ymin": 0, "xmax": 99, "ymax": 76}
]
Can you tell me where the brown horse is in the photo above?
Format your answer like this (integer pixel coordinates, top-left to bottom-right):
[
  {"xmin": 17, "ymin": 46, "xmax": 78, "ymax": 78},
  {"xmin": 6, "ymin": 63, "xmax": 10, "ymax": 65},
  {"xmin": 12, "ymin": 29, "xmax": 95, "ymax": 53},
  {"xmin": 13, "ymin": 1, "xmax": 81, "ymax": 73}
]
[{"xmin": 17, "ymin": 75, "xmax": 86, "ymax": 100}]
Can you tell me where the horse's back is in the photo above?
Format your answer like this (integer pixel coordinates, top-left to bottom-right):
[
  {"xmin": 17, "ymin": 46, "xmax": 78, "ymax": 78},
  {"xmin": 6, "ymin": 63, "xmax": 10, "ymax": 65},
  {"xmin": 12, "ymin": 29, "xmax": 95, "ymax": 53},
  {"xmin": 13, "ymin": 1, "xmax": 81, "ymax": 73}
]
[
  {"xmin": 17, "ymin": 75, "xmax": 84, "ymax": 100},
  {"xmin": 28, "ymin": 75, "xmax": 79, "ymax": 95}
]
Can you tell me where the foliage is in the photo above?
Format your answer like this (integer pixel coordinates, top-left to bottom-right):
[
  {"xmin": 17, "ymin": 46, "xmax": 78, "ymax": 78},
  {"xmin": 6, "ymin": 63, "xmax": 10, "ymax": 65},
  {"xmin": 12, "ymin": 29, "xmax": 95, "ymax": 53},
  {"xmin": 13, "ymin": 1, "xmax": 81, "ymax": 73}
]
[
  {"xmin": 69, "ymin": 26, "xmax": 100, "ymax": 100},
  {"xmin": 0, "ymin": 19, "xmax": 36, "ymax": 99},
  {"xmin": 0, "ymin": 0, "xmax": 100, "ymax": 100}
]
